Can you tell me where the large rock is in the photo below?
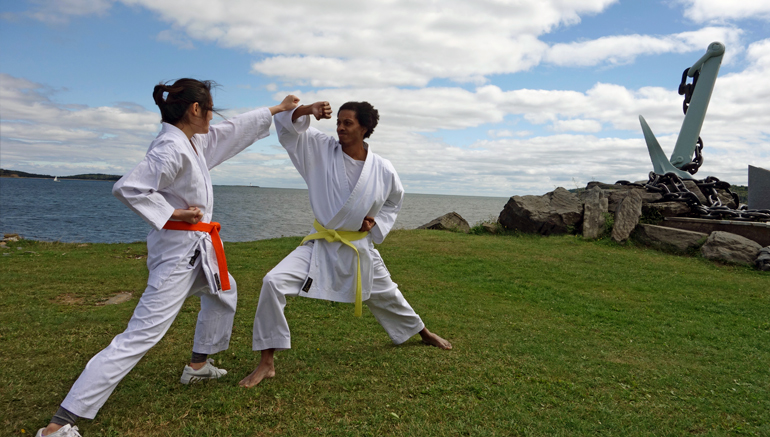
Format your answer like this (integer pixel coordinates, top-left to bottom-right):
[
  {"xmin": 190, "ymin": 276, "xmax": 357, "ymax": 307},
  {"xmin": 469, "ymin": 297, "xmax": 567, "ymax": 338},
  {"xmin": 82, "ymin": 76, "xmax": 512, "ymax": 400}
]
[
  {"xmin": 681, "ymin": 181, "xmax": 708, "ymax": 204},
  {"xmin": 582, "ymin": 186, "xmax": 608, "ymax": 240},
  {"xmin": 700, "ymin": 231, "xmax": 763, "ymax": 265},
  {"xmin": 611, "ymin": 189, "xmax": 642, "ymax": 243},
  {"xmin": 634, "ymin": 224, "xmax": 707, "ymax": 253},
  {"xmin": 642, "ymin": 201, "xmax": 691, "ymax": 218},
  {"xmin": 607, "ymin": 188, "xmax": 663, "ymax": 214},
  {"xmin": 417, "ymin": 212, "xmax": 470, "ymax": 233},
  {"xmin": 715, "ymin": 189, "xmax": 739, "ymax": 209},
  {"xmin": 755, "ymin": 247, "xmax": 770, "ymax": 271},
  {"xmin": 498, "ymin": 187, "xmax": 582, "ymax": 235}
]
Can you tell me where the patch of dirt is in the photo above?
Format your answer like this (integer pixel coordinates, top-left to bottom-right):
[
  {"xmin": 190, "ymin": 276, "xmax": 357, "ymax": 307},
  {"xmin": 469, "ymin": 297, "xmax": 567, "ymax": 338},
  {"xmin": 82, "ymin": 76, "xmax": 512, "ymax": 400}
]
[
  {"xmin": 96, "ymin": 291, "xmax": 134, "ymax": 306},
  {"xmin": 55, "ymin": 293, "xmax": 85, "ymax": 305}
]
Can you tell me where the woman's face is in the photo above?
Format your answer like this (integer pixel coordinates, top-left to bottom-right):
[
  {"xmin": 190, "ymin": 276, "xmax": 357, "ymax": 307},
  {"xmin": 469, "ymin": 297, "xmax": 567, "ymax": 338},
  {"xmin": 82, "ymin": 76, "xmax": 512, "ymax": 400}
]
[{"xmin": 189, "ymin": 102, "xmax": 213, "ymax": 135}]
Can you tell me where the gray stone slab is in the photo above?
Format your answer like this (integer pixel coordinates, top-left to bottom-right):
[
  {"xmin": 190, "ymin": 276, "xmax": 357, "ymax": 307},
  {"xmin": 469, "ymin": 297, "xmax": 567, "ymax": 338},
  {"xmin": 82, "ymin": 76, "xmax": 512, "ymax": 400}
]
[
  {"xmin": 634, "ymin": 224, "xmax": 707, "ymax": 253},
  {"xmin": 748, "ymin": 165, "xmax": 770, "ymax": 209}
]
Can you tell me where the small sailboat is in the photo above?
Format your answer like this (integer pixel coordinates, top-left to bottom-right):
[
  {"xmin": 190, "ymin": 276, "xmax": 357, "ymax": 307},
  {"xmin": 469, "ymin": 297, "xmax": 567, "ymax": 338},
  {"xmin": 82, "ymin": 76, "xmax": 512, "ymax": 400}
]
[{"xmin": 53, "ymin": 176, "xmax": 60, "ymax": 182}]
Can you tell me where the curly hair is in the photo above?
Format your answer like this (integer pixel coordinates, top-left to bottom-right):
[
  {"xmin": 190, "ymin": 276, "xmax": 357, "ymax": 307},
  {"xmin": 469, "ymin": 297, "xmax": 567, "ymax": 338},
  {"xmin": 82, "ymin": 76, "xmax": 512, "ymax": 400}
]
[{"xmin": 338, "ymin": 101, "xmax": 379, "ymax": 139}]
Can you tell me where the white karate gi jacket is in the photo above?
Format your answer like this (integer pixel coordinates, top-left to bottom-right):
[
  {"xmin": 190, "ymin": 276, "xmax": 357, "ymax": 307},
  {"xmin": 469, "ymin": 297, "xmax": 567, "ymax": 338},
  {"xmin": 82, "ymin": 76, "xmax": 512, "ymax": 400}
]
[
  {"xmin": 113, "ymin": 108, "xmax": 272, "ymax": 293},
  {"xmin": 275, "ymin": 109, "xmax": 404, "ymax": 303}
]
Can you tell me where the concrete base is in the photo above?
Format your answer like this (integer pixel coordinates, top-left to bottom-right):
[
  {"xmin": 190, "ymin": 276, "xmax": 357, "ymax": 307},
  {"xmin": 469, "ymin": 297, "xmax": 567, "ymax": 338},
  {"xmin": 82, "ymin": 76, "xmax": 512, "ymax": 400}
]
[{"xmin": 662, "ymin": 217, "xmax": 770, "ymax": 247}]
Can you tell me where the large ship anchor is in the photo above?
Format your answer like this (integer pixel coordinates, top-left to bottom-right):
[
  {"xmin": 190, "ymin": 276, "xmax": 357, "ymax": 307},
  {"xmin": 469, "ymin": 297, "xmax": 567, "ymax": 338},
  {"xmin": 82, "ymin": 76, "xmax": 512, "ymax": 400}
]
[{"xmin": 639, "ymin": 42, "xmax": 725, "ymax": 179}]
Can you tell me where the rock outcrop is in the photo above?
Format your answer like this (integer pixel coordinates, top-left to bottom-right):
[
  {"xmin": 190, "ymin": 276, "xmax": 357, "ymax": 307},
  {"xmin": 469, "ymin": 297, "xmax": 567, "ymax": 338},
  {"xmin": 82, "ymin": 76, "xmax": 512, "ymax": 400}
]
[
  {"xmin": 418, "ymin": 212, "xmax": 471, "ymax": 233},
  {"xmin": 582, "ymin": 186, "xmax": 608, "ymax": 240},
  {"xmin": 611, "ymin": 189, "xmax": 642, "ymax": 243},
  {"xmin": 700, "ymin": 231, "xmax": 763, "ymax": 265},
  {"xmin": 755, "ymin": 247, "xmax": 770, "ymax": 271},
  {"xmin": 634, "ymin": 224, "xmax": 708, "ymax": 253},
  {"xmin": 499, "ymin": 187, "xmax": 582, "ymax": 236}
]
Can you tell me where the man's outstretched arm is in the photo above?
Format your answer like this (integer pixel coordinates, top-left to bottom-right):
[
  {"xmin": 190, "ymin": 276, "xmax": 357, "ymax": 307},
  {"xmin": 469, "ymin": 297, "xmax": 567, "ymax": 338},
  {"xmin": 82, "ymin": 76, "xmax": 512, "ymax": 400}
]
[{"xmin": 292, "ymin": 101, "xmax": 332, "ymax": 122}]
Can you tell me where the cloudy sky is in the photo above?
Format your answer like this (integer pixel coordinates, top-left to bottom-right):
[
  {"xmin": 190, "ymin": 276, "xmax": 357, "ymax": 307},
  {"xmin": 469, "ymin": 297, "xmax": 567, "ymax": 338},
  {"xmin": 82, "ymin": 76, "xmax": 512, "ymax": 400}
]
[{"xmin": 1, "ymin": 0, "xmax": 769, "ymax": 197}]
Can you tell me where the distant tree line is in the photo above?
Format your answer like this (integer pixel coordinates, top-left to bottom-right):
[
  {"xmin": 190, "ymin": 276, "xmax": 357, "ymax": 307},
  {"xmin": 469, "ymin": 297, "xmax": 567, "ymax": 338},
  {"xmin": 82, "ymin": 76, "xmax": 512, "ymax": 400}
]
[
  {"xmin": 730, "ymin": 185, "xmax": 748, "ymax": 204},
  {"xmin": 1, "ymin": 169, "xmax": 122, "ymax": 181}
]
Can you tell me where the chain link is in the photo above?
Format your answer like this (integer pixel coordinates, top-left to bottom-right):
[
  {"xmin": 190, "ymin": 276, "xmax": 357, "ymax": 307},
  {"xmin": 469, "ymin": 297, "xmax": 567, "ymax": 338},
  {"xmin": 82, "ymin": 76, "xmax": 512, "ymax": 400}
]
[
  {"xmin": 617, "ymin": 173, "xmax": 770, "ymax": 222},
  {"xmin": 677, "ymin": 67, "xmax": 704, "ymax": 175}
]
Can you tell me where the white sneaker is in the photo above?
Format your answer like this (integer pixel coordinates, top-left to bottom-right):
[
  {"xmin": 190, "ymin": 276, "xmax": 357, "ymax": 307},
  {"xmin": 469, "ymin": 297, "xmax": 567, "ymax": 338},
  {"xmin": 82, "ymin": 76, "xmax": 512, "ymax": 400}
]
[
  {"xmin": 36, "ymin": 424, "xmax": 82, "ymax": 437},
  {"xmin": 180, "ymin": 358, "xmax": 227, "ymax": 384}
]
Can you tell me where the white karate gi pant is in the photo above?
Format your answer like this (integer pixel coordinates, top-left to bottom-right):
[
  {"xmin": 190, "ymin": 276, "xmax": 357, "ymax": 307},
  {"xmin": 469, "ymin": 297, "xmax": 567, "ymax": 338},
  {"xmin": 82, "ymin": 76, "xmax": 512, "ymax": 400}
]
[
  {"xmin": 252, "ymin": 244, "xmax": 425, "ymax": 351},
  {"xmin": 61, "ymin": 261, "xmax": 237, "ymax": 419}
]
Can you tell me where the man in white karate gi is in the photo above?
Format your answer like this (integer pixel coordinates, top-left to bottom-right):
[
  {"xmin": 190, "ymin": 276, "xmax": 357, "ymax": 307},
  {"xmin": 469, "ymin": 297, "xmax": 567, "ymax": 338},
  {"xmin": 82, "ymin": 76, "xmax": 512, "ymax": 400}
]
[{"xmin": 239, "ymin": 100, "xmax": 452, "ymax": 388}]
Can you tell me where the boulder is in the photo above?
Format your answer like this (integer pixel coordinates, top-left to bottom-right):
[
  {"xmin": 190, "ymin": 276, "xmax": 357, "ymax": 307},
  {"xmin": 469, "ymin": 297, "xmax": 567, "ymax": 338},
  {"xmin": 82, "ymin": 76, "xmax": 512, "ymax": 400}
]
[
  {"xmin": 3, "ymin": 233, "xmax": 20, "ymax": 242},
  {"xmin": 634, "ymin": 224, "xmax": 707, "ymax": 253},
  {"xmin": 418, "ymin": 212, "xmax": 470, "ymax": 233},
  {"xmin": 611, "ymin": 189, "xmax": 642, "ymax": 243},
  {"xmin": 715, "ymin": 189, "xmax": 738, "ymax": 209},
  {"xmin": 607, "ymin": 188, "xmax": 663, "ymax": 214},
  {"xmin": 682, "ymin": 181, "xmax": 708, "ymax": 204},
  {"xmin": 582, "ymin": 186, "xmax": 608, "ymax": 240},
  {"xmin": 643, "ymin": 201, "xmax": 691, "ymax": 218},
  {"xmin": 700, "ymin": 231, "xmax": 763, "ymax": 265},
  {"xmin": 481, "ymin": 222, "xmax": 499, "ymax": 234},
  {"xmin": 586, "ymin": 181, "xmax": 626, "ymax": 190},
  {"xmin": 498, "ymin": 187, "xmax": 582, "ymax": 235},
  {"xmin": 755, "ymin": 247, "xmax": 770, "ymax": 271}
]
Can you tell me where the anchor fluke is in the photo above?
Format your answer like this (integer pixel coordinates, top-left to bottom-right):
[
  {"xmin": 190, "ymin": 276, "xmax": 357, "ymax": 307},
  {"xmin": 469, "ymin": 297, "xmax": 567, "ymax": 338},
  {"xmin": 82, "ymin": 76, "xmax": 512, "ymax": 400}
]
[{"xmin": 639, "ymin": 115, "xmax": 692, "ymax": 179}]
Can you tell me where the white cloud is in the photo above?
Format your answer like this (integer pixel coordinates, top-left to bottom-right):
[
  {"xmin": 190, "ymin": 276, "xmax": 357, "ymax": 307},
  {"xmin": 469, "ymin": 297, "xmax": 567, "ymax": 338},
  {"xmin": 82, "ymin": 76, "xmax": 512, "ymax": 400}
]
[
  {"xmin": 550, "ymin": 119, "xmax": 602, "ymax": 133},
  {"xmin": 0, "ymin": 74, "xmax": 159, "ymax": 176},
  {"xmin": 3, "ymin": 1, "xmax": 768, "ymax": 196},
  {"xmin": 23, "ymin": 0, "xmax": 113, "ymax": 23},
  {"xmin": 118, "ymin": 0, "xmax": 617, "ymax": 86},
  {"xmin": 545, "ymin": 27, "xmax": 743, "ymax": 67},
  {"xmin": 264, "ymin": 39, "xmax": 770, "ymax": 194},
  {"xmin": 680, "ymin": 0, "xmax": 770, "ymax": 23}
]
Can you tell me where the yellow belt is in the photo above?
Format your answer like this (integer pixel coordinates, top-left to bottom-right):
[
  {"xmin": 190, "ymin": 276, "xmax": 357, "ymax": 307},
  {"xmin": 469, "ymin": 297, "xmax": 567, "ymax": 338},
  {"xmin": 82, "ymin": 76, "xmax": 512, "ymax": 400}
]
[{"xmin": 301, "ymin": 219, "xmax": 369, "ymax": 317}]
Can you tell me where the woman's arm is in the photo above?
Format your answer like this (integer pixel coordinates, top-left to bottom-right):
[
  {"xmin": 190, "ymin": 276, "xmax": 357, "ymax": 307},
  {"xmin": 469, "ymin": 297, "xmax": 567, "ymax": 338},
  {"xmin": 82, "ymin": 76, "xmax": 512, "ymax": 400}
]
[
  {"xmin": 269, "ymin": 95, "xmax": 301, "ymax": 116},
  {"xmin": 202, "ymin": 95, "xmax": 300, "ymax": 169}
]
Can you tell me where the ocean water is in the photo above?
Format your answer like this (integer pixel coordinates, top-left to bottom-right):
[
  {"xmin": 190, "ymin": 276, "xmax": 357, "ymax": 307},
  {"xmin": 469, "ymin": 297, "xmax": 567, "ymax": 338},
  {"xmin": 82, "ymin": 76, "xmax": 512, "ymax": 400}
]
[{"xmin": 0, "ymin": 177, "xmax": 509, "ymax": 243}]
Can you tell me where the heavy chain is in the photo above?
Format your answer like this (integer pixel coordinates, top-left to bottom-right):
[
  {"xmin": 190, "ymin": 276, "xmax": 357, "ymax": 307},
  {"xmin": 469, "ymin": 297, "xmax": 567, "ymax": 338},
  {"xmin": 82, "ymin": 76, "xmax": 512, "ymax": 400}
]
[
  {"xmin": 617, "ymin": 173, "xmax": 770, "ymax": 222},
  {"xmin": 677, "ymin": 67, "xmax": 704, "ymax": 175}
]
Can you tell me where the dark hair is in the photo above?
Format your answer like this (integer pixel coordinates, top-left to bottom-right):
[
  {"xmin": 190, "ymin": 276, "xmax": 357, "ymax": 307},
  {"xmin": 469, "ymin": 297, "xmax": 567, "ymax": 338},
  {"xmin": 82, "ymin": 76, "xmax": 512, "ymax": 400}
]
[
  {"xmin": 152, "ymin": 78, "xmax": 221, "ymax": 126},
  {"xmin": 338, "ymin": 101, "xmax": 379, "ymax": 139}
]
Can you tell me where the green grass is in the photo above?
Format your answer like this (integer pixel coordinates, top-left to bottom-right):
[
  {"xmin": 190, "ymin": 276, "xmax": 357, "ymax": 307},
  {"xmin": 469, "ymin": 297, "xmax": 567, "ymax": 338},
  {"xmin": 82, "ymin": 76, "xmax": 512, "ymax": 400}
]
[{"xmin": 1, "ymin": 230, "xmax": 768, "ymax": 436}]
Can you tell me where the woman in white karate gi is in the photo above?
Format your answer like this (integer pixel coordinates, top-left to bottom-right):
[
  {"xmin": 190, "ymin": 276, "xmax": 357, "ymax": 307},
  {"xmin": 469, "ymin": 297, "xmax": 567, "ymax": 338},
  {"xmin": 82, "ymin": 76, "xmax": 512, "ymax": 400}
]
[
  {"xmin": 36, "ymin": 78, "xmax": 299, "ymax": 437},
  {"xmin": 239, "ymin": 100, "xmax": 452, "ymax": 388}
]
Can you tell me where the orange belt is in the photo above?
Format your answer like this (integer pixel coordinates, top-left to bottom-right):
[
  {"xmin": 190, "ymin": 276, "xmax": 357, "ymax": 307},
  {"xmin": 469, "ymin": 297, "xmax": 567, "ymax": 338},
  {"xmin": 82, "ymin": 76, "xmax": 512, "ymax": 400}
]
[{"xmin": 162, "ymin": 221, "xmax": 230, "ymax": 291}]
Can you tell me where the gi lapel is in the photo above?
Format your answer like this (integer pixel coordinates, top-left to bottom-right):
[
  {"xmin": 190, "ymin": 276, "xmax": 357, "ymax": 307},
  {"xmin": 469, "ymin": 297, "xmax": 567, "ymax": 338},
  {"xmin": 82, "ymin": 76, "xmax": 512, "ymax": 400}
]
[{"xmin": 325, "ymin": 143, "xmax": 373, "ymax": 230}]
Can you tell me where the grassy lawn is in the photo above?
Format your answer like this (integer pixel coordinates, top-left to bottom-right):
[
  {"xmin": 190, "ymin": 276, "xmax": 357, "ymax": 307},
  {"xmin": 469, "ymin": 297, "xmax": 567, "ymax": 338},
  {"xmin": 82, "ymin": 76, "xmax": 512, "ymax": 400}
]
[{"xmin": 1, "ymin": 230, "xmax": 768, "ymax": 436}]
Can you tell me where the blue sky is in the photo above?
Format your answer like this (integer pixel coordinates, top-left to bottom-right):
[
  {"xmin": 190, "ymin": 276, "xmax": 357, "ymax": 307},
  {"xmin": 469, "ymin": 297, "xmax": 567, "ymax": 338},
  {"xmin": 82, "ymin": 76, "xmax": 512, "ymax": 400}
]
[{"xmin": 2, "ymin": 0, "xmax": 769, "ymax": 197}]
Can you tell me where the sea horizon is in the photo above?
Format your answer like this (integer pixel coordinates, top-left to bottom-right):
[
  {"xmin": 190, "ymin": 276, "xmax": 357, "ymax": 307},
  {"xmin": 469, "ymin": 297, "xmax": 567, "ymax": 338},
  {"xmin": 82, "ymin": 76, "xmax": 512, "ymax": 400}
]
[{"xmin": 1, "ymin": 178, "xmax": 509, "ymax": 243}]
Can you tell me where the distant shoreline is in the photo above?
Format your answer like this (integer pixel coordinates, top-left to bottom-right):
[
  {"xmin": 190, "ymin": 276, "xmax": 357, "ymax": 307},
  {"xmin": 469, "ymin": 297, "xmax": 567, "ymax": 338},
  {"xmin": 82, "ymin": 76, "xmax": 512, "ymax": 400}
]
[
  {"xmin": 1, "ymin": 176, "xmax": 118, "ymax": 182},
  {"xmin": 1, "ymin": 168, "xmax": 121, "ymax": 182}
]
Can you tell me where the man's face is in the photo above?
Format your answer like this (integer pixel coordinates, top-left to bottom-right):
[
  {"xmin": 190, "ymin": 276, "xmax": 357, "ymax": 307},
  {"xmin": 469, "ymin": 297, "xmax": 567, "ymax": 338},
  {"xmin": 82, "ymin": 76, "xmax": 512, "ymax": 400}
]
[{"xmin": 336, "ymin": 109, "xmax": 367, "ymax": 147}]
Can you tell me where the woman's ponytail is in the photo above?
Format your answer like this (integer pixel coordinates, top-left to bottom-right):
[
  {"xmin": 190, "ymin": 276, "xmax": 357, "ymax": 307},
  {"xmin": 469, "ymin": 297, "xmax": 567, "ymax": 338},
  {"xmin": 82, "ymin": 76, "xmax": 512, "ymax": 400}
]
[
  {"xmin": 152, "ymin": 79, "xmax": 220, "ymax": 126},
  {"xmin": 152, "ymin": 84, "xmax": 168, "ymax": 107}
]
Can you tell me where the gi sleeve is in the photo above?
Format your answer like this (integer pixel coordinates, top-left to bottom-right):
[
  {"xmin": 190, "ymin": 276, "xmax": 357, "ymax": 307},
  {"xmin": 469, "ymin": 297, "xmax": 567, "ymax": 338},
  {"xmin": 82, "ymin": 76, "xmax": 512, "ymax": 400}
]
[
  {"xmin": 370, "ymin": 165, "xmax": 404, "ymax": 244},
  {"xmin": 112, "ymin": 146, "xmax": 179, "ymax": 231},
  {"xmin": 274, "ymin": 108, "xmax": 331, "ymax": 182},
  {"xmin": 196, "ymin": 107, "xmax": 273, "ymax": 170}
]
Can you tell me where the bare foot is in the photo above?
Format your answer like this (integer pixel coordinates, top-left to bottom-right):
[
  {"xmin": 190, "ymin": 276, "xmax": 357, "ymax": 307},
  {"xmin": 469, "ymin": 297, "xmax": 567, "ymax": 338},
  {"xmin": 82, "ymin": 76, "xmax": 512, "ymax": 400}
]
[
  {"xmin": 239, "ymin": 364, "xmax": 275, "ymax": 388},
  {"xmin": 239, "ymin": 349, "xmax": 276, "ymax": 388},
  {"xmin": 419, "ymin": 327, "xmax": 453, "ymax": 350},
  {"xmin": 40, "ymin": 424, "xmax": 64, "ymax": 436}
]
